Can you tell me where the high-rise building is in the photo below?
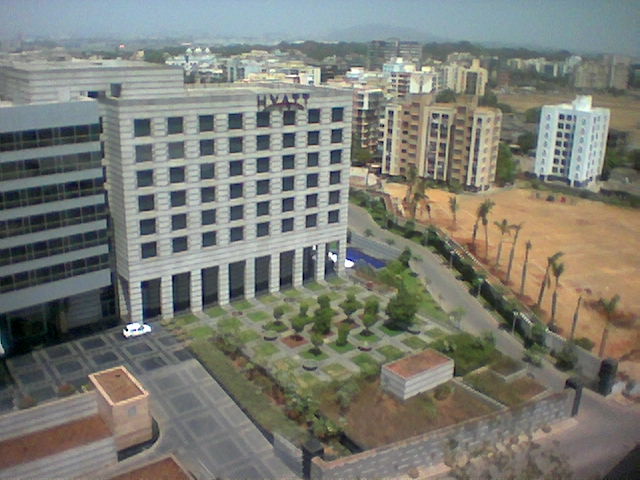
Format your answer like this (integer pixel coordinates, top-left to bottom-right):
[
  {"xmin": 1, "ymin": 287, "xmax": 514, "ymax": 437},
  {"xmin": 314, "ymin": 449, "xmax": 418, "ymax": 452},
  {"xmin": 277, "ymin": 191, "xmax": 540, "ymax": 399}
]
[
  {"xmin": 100, "ymin": 83, "xmax": 352, "ymax": 322},
  {"xmin": 382, "ymin": 94, "xmax": 501, "ymax": 192},
  {"xmin": 0, "ymin": 100, "xmax": 113, "ymax": 352},
  {"xmin": 534, "ymin": 95, "xmax": 609, "ymax": 188},
  {"xmin": 441, "ymin": 59, "xmax": 488, "ymax": 96},
  {"xmin": 367, "ymin": 40, "xmax": 422, "ymax": 70}
]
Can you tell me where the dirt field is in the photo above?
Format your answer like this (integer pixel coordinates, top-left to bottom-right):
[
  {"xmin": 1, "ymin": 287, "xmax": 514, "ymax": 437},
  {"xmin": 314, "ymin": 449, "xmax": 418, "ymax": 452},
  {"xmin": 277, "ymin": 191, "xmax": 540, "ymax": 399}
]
[
  {"xmin": 383, "ymin": 183, "xmax": 640, "ymax": 372},
  {"xmin": 498, "ymin": 92, "xmax": 640, "ymax": 147}
]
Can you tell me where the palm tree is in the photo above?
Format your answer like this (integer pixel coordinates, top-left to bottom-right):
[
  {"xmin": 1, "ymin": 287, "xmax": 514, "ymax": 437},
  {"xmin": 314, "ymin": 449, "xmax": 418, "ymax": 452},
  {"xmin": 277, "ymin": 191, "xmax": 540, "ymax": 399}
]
[
  {"xmin": 411, "ymin": 178, "xmax": 428, "ymax": 219},
  {"xmin": 403, "ymin": 164, "xmax": 417, "ymax": 205},
  {"xmin": 494, "ymin": 218, "xmax": 511, "ymax": 267},
  {"xmin": 536, "ymin": 251, "xmax": 564, "ymax": 309},
  {"xmin": 505, "ymin": 223, "xmax": 523, "ymax": 284},
  {"xmin": 598, "ymin": 294, "xmax": 620, "ymax": 357},
  {"xmin": 520, "ymin": 240, "xmax": 532, "ymax": 296},
  {"xmin": 569, "ymin": 296, "xmax": 582, "ymax": 341},
  {"xmin": 449, "ymin": 196, "xmax": 459, "ymax": 229},
  {"xmin": 549, "ymin": 261, "xmax": 565, "ymax": 329},
  {"xmin": 473, "ymin": 199, "xmax": 495, "ymax": 256}
]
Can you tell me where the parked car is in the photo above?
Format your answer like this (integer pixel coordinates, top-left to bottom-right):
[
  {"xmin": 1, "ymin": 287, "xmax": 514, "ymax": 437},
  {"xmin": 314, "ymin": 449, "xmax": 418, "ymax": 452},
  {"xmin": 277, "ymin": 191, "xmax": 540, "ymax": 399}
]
[{"xmin": 122, "ymin": 322, "xmax": 152, "ymax": 338}]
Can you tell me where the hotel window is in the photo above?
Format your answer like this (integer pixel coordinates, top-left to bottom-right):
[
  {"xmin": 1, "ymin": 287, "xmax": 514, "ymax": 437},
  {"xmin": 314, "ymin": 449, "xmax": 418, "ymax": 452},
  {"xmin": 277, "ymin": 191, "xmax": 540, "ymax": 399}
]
[
  {"xmin": 282, "ymin": 197, "xmax": 294, "ymax": 212},
  {"xmin": 283, "ymin": 133, "xmax": 295, "ymax": 148},
  {"xmin": 199, "ymin": 114, "xmax": 214, "ymax": 132},
  {"xmin": 200, "ymin": 139, "xmax": 214, "ymax": 156},
  {"xmin": 228, "ymin": 113, "xmax": 243, "ymax": 130},
  {"xmin": 329, "ymin": 190, "xmax": 340, "ymax": 204},
  {"xmin": 256, "ymin": 222, "xmax": 269, "ymax": 237},
  {"xmin": 167, "ymin": 117, "xmax": 183, "ymax": 135},
  {"xmin": 136, "ymin": 170, "xmax": 153, "ymax": 187},
  {"xmin": 230, "ymin": 226, "xmax": 244, "ymax": 242},
  {"xmin": 283, "ymin": 110, "xmax": 296, "ymax": 126},
  {"xmin": 257, "ymin": 157, "xmax": 270, "ymax": 173},
  {"xmin": 141, "ymin": 242, "xmax": 157, "ymax": 258},
  {"xmin": 134, "ymin": 119, "xmax": 151, "ymax": 137},
  {"xmin": 201, "ymin": 209, "xmax": 216, "ymax": 225},
  {"xmin": 282, "ymin": 176, "xmax": 295, "ymax": 191},
  {"xmin": 230, "ymin": 205, "xmax": 244, "ymax": 221},
  {"xmin": 229, "ymin": 137, "xmax": 243, "ymax": 153},
  {"xmin": 330, "ymin": 149, "xmax": 342, "ymax": 164},
  {"xmin": 172, "ymin": 236, "xmax": 188, "ymax": 253},
  {"xmin": 139, "ymin": 218, "xmax": 156, "ymax": 235},
  {"xmin": 202, "ymin": 231, "xmax": 216, "ymax": 247},
  {"xmin": 256, "ymin": 111, "xmax": 270, "ymax": 128},
  {"xmin": 306, "ymin": 193, "xmax": 318, "ymax": 208},
  {"xmin": 229, "ymin": 183, "xmax": 243, "ymax": 199},
  {"xmin": 328, "ymin": 210, "xmax": 340, "ymax": 224},
  {"xmin": 331, "ymin": 129, "xmax": 343, "ymax": 143},
  {"xmin": 282, "ymin": 155, "xmax": 295, "ymax": 170},
  {"xmin": 256, "ymin": 201, "xmax": 270, "ymax": 216},
  {"xmin": 138, "ymin": 194, "xmax": 154, "ymax": 212},
  {"xmin": 307, "ymin": 131, "xmax": 320, "ymax": 146},
  {"xmin": 170, "ymin": 166, "xmax": 185, "ymax": 183},
  {"xmin": 256, "ymin": 179, "xmax": 270, "ymax": 195},
  {"xmin": 135, "ymin": 144, "xmax": 152, "ymax": 163},
  {"xmin": 306, "ymin": 173, "xmax": 318, "ymax": 188},
  {"xmin": 170, "ymin": 190, "xmax": 186, "ymax": 207},
  {"xmin": 332, "ymin": 107, "xmax": 344, "ymax": 122},
  {"xmin": 281, "ymin": 218, "xmax": 294, "ymax": 232},
  {"xmin": 201, "ymin": 187, "xmax": 215, "ymax": 203},
  {"xmin": 168, "ymin": 141, "xmax": 184, "ymax": 159},
  {"xmin": 308, "ymin": 109, "xmax": 320, "ymax": 123},
  {"xmin": 172, "ymin": 214, "xmax": 187, "ymax": 230},
  {"xmin": 229, "ymin": 160, "xmax": 243, "ymax": 176},
  {"xmin": 307, "ymin": 152, "xmax": 319, "ymax": 167},
  {"xmin": 200, "ymin": 163, "xmax": 215, "ymax": 179},
  {"xmin": 257, "ymin": 134, "xmax": 270, "ymax": 151},
  {"xmin": 305, "ymin": 214, "xmax": 317, "ymax": 228}
]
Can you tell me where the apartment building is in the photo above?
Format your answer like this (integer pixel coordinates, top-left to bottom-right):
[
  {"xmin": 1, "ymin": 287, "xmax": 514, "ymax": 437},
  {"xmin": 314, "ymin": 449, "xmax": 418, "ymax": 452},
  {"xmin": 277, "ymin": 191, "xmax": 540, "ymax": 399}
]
[
  {"xmin": 100, "ymin": 83, "xmax": 351, "ymax": 322},
  {"xmin": 353, "ymin": 87, "xmax": 384, "ymax": 154},
  {"xmin": 382, "ymin": 94, "xmax": 501, "ymax": 191},
  {"xmin": 534, "ymin": 95, "xmax": 609, "ymax": 188},
  {"xmin": 441, "ymin": 59, "xmax": 488, "ymax": 96},
  {"xmin": 368, "ymin": 40, "xmax": 422, "ymax": 70}
]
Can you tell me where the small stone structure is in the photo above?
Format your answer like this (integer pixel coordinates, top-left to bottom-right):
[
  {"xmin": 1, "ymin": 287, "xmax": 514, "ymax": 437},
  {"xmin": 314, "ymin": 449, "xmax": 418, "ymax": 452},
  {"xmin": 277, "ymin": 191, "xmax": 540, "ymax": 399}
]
[
  {"xmin": 381, "ymin": 349, "xmax": 454, "ymax": 400},
  {"xmin": 89, "ymin": 366, "xmax": 152, "ymax": 451}
]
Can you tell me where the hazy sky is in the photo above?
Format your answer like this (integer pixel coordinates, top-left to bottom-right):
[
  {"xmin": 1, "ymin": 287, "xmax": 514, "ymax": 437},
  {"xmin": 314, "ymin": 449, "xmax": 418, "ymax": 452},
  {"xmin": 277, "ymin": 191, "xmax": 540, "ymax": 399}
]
[{"xmin": 1, "ymin": 0, "xmax": 638, "ymax": 56}]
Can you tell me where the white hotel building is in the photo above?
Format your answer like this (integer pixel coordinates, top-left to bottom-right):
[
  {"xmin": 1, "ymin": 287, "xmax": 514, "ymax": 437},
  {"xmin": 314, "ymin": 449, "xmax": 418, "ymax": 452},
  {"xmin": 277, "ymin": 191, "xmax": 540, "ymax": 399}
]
[
  {"xmin": 1, "ymin": 59, "xmax": 351, "ymax": 339},
  {"xmin": 534, "ymin": 95, "xmax": 610, "ymax": 188}
]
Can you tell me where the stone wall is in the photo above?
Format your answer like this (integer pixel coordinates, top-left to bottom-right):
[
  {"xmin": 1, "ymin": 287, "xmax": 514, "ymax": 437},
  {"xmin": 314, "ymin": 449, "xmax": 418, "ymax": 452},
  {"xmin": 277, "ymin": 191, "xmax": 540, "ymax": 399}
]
[
  {"xmin": 273, "ymin": 432, "xmax": 303, "ymax": 478},
  {"xmin": 310, "ymin": 390, "xmax": 573, "ymax": 480},
  {"xmin": 0, "ymin": 392, "xmax": 98, "ymax": 441}
]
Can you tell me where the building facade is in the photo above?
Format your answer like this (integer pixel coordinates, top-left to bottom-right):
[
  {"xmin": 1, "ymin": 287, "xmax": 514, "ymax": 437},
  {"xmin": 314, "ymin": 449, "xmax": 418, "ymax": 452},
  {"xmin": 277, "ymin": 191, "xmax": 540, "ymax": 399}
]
[
  {"xmin": 382, "ymin": 94, "xmax": 501, "ymax": 191},
  {"xmin": 352, "ymin": 87, "xmax": 384, "ymax": 155},
  {"xmin": 0, "ymin": 100, "xmax": 114, "ymax": 352},
  {"xmin": 100, "ymin": 84, "xmax": 352, "ymax": 322},
  {"xmin": 534, "ymin": 95, "xmax": 610, "ymax": 188}
]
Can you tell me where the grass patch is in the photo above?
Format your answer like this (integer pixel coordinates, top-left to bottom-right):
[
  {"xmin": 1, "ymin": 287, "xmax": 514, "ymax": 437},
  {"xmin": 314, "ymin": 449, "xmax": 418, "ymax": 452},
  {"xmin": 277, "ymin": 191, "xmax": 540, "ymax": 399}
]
[
  {"xmin": 272, "ymin": 357, "xmax": 298, "ymax": 374},
  {"xmin": 378, "ymin": 324, "xmax": 404, "ymax": 337},
  {"xmin": 431, "ymin": 333, "xmax": 501, "ymax": 376},
  {"xmin": 237, "ymin": 329, "xmax": 260, "ymax": 344},
  {"xmin": 425, "ymin": 327, "xmax": 446, "ymax": 339},
  {"xmin": 402, "ymin": 336, "xmax": 428, "ymax": 350},
  {"xmin": 346, "ymin": 285, "xmax": 364, "ymax": 296},
  {"xmin": 188, "ymin": 325, "xmax": 215, "ymax": 340},
  {"xmin": 283, "ymin": 288, "xmax": 303, "ymax": 298},
  {"xmin": 490, "ymin": 356, "xmax": 524, "ymax": 376},
  {"xmin": 356, "ymin": 332, "xmax": 380, "ymax": 343},
  {"xmin": 231, "ymin": 299, "xmax": 253, "ymax": 311},
  {"xmin": 351, "ymin": 353, "xmax": 380, "ymax": 371},
  {"xmin": 377, "ymin": 345, "xmax": 405, "ymax": 363},
  {"xmin": 247, "ymin": 310, "xmax": 270, "ymax": 323},
  {"xmin": 258, "ymin": 294, "xmax": 280, "ymax": 304},
  {"xmin": 329, "ymin": 341, "xmax": 355, "ymax": 354},
  {"xmin": 295, "ymin": 371, "xmax": 323, "ymax": 394},
  {"xmin": 327, "ymin": 276, "xmax": 345, "ymax": 286},
  {"xmin": 300, "ymin": 349, "xmax": 329, "ymax": 361},
  {"xmin": 175, "ymin": 314, "xmax": 199, "ymax": 327},
  {"xmin": 189, "ymin": 340, "xmax": 307, "ymax": 444},
  {"xmin": 322, "ymin": 363, "xmax": 352, "ymax": 381},
  {"xmin": 254, "ymin": 341, "xmax": 279, "ymax": 359},
  {"xmin": 217, "ymin": 316, "xmax": 242, "ymax": 332},
  {"xmin": 464, "ymin": 370, "xmax": 545, "ymax": 407},
  {"xmin": 276, "ymin": 303, "xmax": 294, "ymax": 314},
  {"xmin": 205, "ymin": 306, "xmax": 227, "ymax": 318},
  {"xmin": 305, "ymin": 281, "xmax": 325, "ymax": 292}
]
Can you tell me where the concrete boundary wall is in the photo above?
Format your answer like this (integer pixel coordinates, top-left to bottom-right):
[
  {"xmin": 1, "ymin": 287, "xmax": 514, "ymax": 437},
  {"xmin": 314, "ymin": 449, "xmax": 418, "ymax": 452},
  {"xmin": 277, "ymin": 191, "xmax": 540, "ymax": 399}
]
[
  {"xmin": 310, "ymin": 390, "xmax": 573, "ymax": 480},
  {"xmin": 0, "ymin": 391, "xmax": 98, "ymax": 440},
  {"xmin": 273, "ymin": 432, "xmax": 303, "ymax": 477}
]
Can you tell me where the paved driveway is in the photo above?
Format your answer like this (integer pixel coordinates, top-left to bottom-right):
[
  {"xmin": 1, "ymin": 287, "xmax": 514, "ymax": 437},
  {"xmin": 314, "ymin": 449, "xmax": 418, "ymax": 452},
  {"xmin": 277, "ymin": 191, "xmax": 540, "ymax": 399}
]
[{"xmin": 2, "ymin": 325, "xmax": 296, "ymax": 480}]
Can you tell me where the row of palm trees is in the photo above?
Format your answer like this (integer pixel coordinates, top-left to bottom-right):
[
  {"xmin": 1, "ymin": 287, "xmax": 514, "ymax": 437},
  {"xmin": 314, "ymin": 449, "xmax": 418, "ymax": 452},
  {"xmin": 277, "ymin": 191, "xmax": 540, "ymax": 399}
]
[{"xmin": 445, "ymin": 194, "xmax": 621, "ymax": 358}]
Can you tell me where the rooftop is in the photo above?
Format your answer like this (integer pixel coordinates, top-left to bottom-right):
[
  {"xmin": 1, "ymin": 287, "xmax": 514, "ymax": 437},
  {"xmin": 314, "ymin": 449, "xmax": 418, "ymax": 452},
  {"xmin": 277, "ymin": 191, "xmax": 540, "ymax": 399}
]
[
  {"xmin": 90, "ymin": 366, "xmax": 145, "ymax": 404},
  {"xmin": 107, "ymin": 456, "xmax": 192, "ymax": 480},
  {"xmin": 0, "ymin": 414, "xmax": 111, "ymax": 470},
  {"xmin": 384, "ymin": 349, "xmax": 452, "ymax": 379},
  {"xmin": 0, "ymin": 59, "xmax": 175, "ymax": 72}
]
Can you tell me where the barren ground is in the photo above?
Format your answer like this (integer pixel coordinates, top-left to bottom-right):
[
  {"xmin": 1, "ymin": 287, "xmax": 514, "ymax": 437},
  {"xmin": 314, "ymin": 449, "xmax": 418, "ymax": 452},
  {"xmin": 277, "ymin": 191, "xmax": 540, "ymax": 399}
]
[{"xmin": 383, "ymin": 183, "xmax": 640, "ymax": 375}]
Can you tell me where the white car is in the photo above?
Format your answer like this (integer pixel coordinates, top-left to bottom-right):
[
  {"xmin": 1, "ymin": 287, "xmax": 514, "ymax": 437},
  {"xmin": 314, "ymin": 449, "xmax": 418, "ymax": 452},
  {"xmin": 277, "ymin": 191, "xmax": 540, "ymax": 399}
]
[{"xmin": 122, "ymin": 322, "xmax": 152, "ymax": 338}]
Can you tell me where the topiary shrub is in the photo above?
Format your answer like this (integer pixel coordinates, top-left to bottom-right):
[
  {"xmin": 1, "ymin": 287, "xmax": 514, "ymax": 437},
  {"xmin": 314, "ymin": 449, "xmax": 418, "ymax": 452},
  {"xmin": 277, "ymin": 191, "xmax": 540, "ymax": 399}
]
[
  {"xmin": 434, "ymin": 383, "xmax": 452, "ymax": 401},
  {"xmin": 574, "ymin": 337, "xmax": 595, "ymax": 352}
]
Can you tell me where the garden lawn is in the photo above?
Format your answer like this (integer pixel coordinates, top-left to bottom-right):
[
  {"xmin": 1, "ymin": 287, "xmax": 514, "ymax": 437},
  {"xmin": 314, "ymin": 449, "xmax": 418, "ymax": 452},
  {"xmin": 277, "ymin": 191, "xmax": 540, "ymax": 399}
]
[
  {"xmin": 402, "ymin": 336, "xmax": 428, "ymax": 350},
  {"xmin": 232, "ymin": 299, "xmax": 254, "ymax": 311},
  {"xmin": 430, "ymin": 333, "xmax": 501, "ymax": 376},
  {"xmin": 351, "ymin": 353, "xmax": 379, "ymax": 371},
  {"xmin": 247, "ymin": 310, "xmax": 270, "ymax": 322},
  {"xmin": 329, "ymin": 341, "xmax": 355, "ymax": 354},
  {"xmin": 175, "ymin": 314, "xmax": 198, "ymax": 327},
  {"xmin": 188, "ymin": 326, "xmax": 215, "ymax": 340},
  {"xmin": 377, "ymin": 345, "xmax": 405, "ymax": 363},
  {"xmin": 205, "ymin": 306, "xmax": 227, "ymax": 318},
  {"xmin": 258, "ymin": 294, "xmax": 280, "ymax": 304},
  {"xmin": 300, "ymin": 349, "xmax": 329, "ymax": 361},
  {"xmin": 378, "ymin": 324, "xmax": 404, "ymax": 337},
  {"xmin": 254, "ymin": 342, "xmax": 279, "ymax": 360},
  {"xmin": 237, "ymin": 329, "xmax": 260, "ymax": 344},
  {"xmin": 322, "ymin": 363, "xmax": 352, "ymax": 381},
  {"xmin": 305, "ymin": 282, "xmax": 325, "ymax": 292},
  {"xmin": 217, "ymin": 316, "xmax": 242, "ymax": 332},
  {"xmin": 464, "ymin": 370, "xmax": 546, "ymax": 407}
]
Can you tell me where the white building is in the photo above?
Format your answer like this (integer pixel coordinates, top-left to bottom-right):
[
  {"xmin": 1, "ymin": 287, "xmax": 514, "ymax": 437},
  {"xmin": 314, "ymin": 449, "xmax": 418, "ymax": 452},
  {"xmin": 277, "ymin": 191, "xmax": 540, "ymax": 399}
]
[
  {"xmin": 534, "ymin": 95, "xmax": 610, "ymax": 188},
  {"xmin": 100, "ymin": 83, "xmax": 352, "ymax": 322}
]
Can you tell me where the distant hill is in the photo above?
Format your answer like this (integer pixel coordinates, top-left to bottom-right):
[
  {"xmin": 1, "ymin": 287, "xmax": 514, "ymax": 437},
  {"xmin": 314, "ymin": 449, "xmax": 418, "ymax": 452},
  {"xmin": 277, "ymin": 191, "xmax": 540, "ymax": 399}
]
[{"xmin": 324, "ymin": 24, "xmax": 447, "ymax": 43}]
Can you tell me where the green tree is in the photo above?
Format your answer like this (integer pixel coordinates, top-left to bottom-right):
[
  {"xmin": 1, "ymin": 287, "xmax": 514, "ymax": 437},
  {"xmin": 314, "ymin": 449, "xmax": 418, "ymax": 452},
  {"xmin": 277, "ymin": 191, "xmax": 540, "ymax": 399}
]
[
  {"xmin": 479, "ymin": 91, "xmax": 498, "ymax": 107},
  {"xmin": 398, "ymin": 247, "xmax": 412, "ymax": 268},
  {"xmin": 435, "ymin": 89, "xmax": 457, "ymax": 103},
  {"xmin": 291, "ymin": 315, "xmax": 307, "ymax": 340},
  {"xmin": 520, "ymin": 240, "xmax": 532, "ymax": 296},
  {"xmin": 556, "ymin": 341, "xmax": 578, "ymax": 371},
  {"xmin": 310, "ymin": 331, "xmax": 324, "ymax": 355},
  {"xmin": 524, "ymin": 107, "xmax": 541, "ymax": 124},
  {"xmin": 340, "ymin": 293, "xmax": 362, "ymax": 323},
  {"xmin": 364, "ymin": 297, "xmax": 380, "ymax": 316},
  {"xmin": 317, "ymin": 294, "xmax": 331, "ymax": 310},
  {"xmin": 312, "ymin": 307, "xmax": 333, "ymax": 335},
  {"xmin": 494, "ymin": 218, "xmax": 512, "ymax": 266},
  {"xmin": 362, "ymin": 311, "xmax": 379, "ymax": 335},
  {"xmin": 496, "ymin": 142, "xmax": 517, "ymax": 185},
  {"xmin": 517, "ymin": 132, "xmax": 537, "ymax": 153},
  {"xmin": 505, "ymin": 222, "xmax": 523, "ymax": 284},
  {"xmin": 448, "ymin": 196, "xmax": 459, "ymax": 229},
  {"xmin": 482, "ymin": 201, "xmax": 496, "ymax": 260},
  {"xmin": 336, "ymin": 322, "xmax": 350, "ymax": 346},
  {"xmin": 385, "ymin": 285, "xmax": 418, "ymax": 331},
  {"xmin": 273, "ymin": 305, "xmax": 286, "ymax": 322},
  {"xmin": 536, "ymin": 251, "xmax": 564, "ymax": 309},
  {"xmin": 598, "ymin": 294, "xmax": 620, "ymax": 357},
  {"xmin": 472, "ymin": 198, "xmax": 495, "ymax": 252},
  {"xmin": 549, "ymin": 261, "xmax": 565, "ymax": 330}
]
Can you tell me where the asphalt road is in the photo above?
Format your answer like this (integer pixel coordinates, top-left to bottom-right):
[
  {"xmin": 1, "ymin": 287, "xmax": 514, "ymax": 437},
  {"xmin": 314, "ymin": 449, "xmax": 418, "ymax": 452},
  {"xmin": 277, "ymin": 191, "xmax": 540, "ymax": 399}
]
[{"xmin": 348, "ymin": 203, "xmax": 640, "ymax": 477}]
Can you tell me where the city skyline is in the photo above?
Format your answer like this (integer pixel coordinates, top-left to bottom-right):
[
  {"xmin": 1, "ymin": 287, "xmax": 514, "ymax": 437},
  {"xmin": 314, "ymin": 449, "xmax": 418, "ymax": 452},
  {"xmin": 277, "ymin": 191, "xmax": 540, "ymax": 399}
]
[{"xmin": 1, "ymin": 0, "xmax": 638, "ymax": 57}]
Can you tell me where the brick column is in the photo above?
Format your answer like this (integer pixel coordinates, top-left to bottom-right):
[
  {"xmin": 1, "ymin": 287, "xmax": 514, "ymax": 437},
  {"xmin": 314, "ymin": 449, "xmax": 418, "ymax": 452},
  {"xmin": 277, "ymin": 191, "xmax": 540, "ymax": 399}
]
[
  {"xmin": 337, "ymin": 239, "xmax": 347, "ymax": 274},
  {"xmin": 129, "ymin": 281, "xmax": 143, "ymax": 323},
  {"xmin": 269, "ymin": 253, "xmax": 280, "ymax": 294},
  {"xmin": 245, "ymin": 258, "xmax": 255, "ymax": 299},
  {"xmin": 315, "ymin": 243, "xmax": 326, "ymax": 282},
  {"xmin": 190, "ymin": 268, "xmax": 203, "ymax": 313},
  {"xmin": 293, "ymin": 247, "xmax": 303, "ymax": 288},
  {"xmin": 218, "ymin": 264, "xmax": 230, "ymax": 305},
  {"xmin": 160, "ymin": 275, "xmax": 174, "ymax": 319}
]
